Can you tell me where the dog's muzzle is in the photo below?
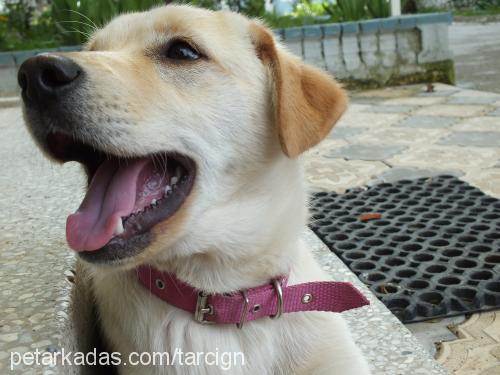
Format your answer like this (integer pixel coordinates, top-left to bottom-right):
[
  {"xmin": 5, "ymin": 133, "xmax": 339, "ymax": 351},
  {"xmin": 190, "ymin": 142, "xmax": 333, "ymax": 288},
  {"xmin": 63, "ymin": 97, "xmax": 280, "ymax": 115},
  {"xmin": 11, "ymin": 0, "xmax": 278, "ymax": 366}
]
[
  {"xmin": 17, "ymin": 54, "xmax": 197, "ymax": 265},
  {"xmin": 18, "ymin": 54, "xmax": 82, "ymax": 108}
]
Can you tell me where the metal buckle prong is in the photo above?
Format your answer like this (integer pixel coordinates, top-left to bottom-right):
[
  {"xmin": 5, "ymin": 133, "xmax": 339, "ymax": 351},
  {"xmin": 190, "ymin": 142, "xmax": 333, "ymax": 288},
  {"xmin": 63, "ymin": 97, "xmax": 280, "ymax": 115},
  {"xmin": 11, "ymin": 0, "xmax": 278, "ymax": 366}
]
[
  {"xmin": 194, "ymin": 291, "xmax": 215, "ymax": 324},
  {"xmin": 270, "ymin": 279, "xmax": 283, "ymax": 320},
  {"xmin": 236, "ymin": 290, "xmax": 249, "ymax": 329}
]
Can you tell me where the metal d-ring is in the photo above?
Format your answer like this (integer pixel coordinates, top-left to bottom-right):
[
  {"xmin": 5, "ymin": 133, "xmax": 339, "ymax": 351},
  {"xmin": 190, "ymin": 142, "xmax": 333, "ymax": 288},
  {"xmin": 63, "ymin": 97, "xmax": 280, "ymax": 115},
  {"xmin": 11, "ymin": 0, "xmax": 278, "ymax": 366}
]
[
  {"xmin": 270, "ymin": 279, "xmax": 283, "ymax": 320},
  {"xmin": 236, "ymin": 290, "xmax": 249, "ymax": 329}
]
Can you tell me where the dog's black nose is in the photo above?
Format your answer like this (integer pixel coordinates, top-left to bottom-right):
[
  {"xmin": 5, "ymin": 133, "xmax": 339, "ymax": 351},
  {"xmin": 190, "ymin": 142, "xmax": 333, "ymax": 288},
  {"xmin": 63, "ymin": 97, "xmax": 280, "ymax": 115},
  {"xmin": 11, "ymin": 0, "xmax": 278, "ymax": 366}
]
[{"xmin": 18, "ymin": 55, "xmax": 82, "ymax": 106}]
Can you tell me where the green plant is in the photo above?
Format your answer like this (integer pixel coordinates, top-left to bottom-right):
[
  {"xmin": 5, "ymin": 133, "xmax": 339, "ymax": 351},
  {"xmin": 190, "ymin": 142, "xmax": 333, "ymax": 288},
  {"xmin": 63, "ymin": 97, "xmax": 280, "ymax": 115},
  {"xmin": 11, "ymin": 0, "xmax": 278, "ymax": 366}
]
[
  {"xmin": 476, "ymin": 0, "xmax": 500, "ymax": 8},
  {"xmin": 322, "ymin": 0, "xmax": 390, "ymax": 22},
  {"xmin": 51, "ymin": 0, "xmax": 168, "ymax": 44},
  {"xmin": 366, "ymin": 0, "xmax": 390, "ymax": 18},
  {"xmin": 453, "ymin": 5, "xmax": 500, "ymax": 15},
  {"xmin": 402, "ymin": 0, "xmax": 418, "ymax": 13},
  {"xmin": 180, "ymin": 0, "xmax": 220, "ymax": 10},
  {"xmin": 323, "ymin": 0, "xmax": 367, "ymax": 22},
  {"xmin": 5, "ymin": 0, "xmax": 34, "ymax": 36},
  {"xmin": 292, "ymin": 0, "xmax": 327, "ymax": 17},
  {"xmin": 1, "ymin": 0, "xmax": 399, "ymax": 52},
  {"xmin": 262, "ymin": 12, "xmax": 309, "ymax": 28},
  {"xmin": 0, "ymin": 18, "xmax": 8, "ymax": 49},
  {"xmin": 1, "ymin": 1, "xmax": 63, "ymax": 52},
  {"xmin": 51, "ymin": 0, "xmax": 222, "ymax": 45},
  {"xmin": 225, "ymin": 0, "xmax": 266, "ymax": 17}
]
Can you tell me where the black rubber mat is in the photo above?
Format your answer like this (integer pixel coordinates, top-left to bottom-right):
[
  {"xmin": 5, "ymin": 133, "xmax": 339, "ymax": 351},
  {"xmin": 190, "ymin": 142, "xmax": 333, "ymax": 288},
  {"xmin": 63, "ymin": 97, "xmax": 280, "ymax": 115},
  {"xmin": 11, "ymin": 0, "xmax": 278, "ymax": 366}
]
[{"xmin": 309, "ymin": 175, "xmax": 500, "ymax": 323}]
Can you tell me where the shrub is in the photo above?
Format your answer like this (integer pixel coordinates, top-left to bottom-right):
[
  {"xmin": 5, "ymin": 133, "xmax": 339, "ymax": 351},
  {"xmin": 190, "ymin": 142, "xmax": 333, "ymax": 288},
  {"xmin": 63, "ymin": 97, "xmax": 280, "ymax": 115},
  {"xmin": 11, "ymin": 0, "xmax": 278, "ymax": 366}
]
[
  {"xmin": 1, "ymin": 0, "xmax": 401, "ymax": 52},
  {"xmin": 366, "ymin": 0, "xmax": 390, "ymax": 18},
  {"xmin": 0, "ymin": 1, "xmax": 62, "ymax": 51},
  {"xmin": 51, "ymin": 0, "xmax": 167, "ymax": 44},
  {"xmin": 50, "ymin": 0, "xmax": 266, "ymax": 45},
  {"xmin": 475, "ymin": 0, "xmax": 500, "ymax": 8},
  {"xmin": 323, "ymin": 0, "xmax": 367, "ymax": 22},
  {"xmin": 226, "ymin": 0, "xmax": 266, "ymax": 17},
  {"xmin": 323, "ymin": 0, "xmax": 390, "ymax": 22},
  {"xmin": 293, "ymin": 0, "xmax": 327, "ymax": 17}
]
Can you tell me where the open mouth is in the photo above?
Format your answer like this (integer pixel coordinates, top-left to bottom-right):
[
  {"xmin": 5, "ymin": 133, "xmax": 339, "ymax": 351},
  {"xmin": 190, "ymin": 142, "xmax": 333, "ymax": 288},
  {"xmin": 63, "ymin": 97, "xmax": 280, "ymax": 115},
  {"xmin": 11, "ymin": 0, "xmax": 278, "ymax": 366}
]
[{"xmin": 46, "ymin": 132, "xmax": 196, "ymax": 264}]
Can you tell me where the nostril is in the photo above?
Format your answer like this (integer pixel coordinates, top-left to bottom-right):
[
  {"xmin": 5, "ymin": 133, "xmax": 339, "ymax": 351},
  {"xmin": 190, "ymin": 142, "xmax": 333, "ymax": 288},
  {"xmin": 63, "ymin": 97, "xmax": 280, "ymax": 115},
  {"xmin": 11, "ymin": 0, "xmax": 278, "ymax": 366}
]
[{"xmin": 40, "ymin": 64, "xmax": 81, "ymax": 89}]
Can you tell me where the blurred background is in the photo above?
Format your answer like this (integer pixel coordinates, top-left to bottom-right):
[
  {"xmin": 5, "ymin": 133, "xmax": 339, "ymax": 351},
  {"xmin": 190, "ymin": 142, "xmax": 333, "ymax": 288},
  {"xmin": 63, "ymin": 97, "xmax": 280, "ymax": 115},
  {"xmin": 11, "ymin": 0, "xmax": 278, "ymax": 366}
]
[{"xmin": 1, "ymin": 0, "xmax": 499, "ymax": 52}]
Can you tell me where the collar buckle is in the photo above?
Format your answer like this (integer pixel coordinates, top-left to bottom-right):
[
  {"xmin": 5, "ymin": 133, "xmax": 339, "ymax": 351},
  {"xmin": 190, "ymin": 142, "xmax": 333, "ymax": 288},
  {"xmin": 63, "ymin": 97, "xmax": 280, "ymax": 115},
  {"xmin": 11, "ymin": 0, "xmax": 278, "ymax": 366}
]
[{"xmin": 194, "ymin": 292, "xmax": 215, "ymax": 324}]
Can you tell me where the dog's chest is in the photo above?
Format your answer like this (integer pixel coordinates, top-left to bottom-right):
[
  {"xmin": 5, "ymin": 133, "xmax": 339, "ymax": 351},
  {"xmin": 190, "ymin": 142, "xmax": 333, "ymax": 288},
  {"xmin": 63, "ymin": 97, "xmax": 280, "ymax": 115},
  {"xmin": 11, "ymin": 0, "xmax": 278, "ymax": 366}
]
[{"xmin": 92, "ymin": 272, "xmax": 293, "ymax": 375}]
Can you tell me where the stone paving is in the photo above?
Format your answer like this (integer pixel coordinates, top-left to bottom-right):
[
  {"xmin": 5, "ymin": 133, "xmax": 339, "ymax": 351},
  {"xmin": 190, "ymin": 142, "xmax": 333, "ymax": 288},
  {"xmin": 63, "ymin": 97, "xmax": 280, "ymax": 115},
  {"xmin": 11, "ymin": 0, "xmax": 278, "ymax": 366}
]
[
  {"xmin": 304, "ymin": 83, "xmax": 500, "ymax": 199},
  {"xmin": 0, "ymin": 83, "xmax": 499, "ymax": 374},
  {"xmin": 449, "ymin": 22, "xmax": 500, "ymax": 94},
  {"xmin": 0, "ymin": 106, "xmax": 78, "ymax": 374}
]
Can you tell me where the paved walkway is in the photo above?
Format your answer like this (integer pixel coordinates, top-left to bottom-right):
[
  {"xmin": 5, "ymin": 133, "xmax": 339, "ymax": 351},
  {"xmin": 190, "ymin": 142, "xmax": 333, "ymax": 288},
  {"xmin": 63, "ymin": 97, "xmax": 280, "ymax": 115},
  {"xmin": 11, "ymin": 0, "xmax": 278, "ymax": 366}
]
[
  {"xmin": 0, "ymin": 83, "xmax": 499, "ymax": 374},
  {"xmin": 305, "ymin": 83, "xmax": 500, "ymax": 197},
  {"xmin": 304, "ymin": 83, "xmax": 500, "ymax": 374},
  {"xmin": 450, "ymin": 22, "xmax": 500, "ymax": 94}
]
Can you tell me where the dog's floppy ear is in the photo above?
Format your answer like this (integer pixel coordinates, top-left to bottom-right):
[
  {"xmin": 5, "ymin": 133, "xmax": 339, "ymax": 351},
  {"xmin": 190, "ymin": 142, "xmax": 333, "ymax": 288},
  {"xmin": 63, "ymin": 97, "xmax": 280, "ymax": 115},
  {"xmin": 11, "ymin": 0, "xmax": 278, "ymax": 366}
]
[{"xmin": 250, "ymin": 23, "xmax": 348, "ymax": 158}]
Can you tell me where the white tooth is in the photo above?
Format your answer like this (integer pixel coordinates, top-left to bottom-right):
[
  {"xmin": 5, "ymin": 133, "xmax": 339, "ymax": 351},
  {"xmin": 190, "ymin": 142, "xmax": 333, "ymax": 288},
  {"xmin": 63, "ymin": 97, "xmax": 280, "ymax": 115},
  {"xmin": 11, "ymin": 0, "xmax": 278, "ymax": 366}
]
[
  {"xmin": 175, "ymin": 166, "xmax": 181, "ymax": 179},
  {"xmin": 165, "ymin": 185, "xmax": 172, "ymax": 195},
  {"xmin": 151, "ymin": 199, "xmax": 157, "ymax": 205},
  {"xmin": 114, "ymin": 218, "xmax": 124, "ymax": 235},
  {"xmin": 171, "ymin": 176, "xmax": 178, "ymax": 186}
]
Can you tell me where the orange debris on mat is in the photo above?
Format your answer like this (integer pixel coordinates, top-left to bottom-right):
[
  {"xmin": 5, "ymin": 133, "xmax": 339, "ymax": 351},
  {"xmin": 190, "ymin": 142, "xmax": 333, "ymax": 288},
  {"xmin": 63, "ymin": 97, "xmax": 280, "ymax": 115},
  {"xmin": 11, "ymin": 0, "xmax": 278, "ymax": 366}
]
[{"xmin": 359, "ymin": 212, "xmax": 383, "ymax": 222}]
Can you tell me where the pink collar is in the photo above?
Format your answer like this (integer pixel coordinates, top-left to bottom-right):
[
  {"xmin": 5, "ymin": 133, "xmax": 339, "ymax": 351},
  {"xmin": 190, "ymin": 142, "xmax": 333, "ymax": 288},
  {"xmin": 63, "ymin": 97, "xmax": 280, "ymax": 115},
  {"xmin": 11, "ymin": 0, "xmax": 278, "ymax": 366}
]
[{"xmin": 137, "ymin": 266, "xmax": 369, "ymax": 328}]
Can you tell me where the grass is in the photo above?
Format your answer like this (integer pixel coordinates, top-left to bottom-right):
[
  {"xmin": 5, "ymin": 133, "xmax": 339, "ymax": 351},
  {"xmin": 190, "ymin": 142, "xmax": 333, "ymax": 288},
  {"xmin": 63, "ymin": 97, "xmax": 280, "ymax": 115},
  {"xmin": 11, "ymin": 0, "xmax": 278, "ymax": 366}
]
[
  {"xmin": 0, "ymin": 32, "xmax": 64, "ymax": 52},
  {"xmin": 262, "ymin": 13, "xmax": 333, "ymax": 28},
  {"xmin": 454, "ymin": 6, "xmax": 500, "ymax": 17},
  {"xmin": 414, "ymin": 6, "xmax": 443, "ymax": 14},
  {"xmin": 0, "ymin": 22, "xmax": 65, "ymax": 52}
]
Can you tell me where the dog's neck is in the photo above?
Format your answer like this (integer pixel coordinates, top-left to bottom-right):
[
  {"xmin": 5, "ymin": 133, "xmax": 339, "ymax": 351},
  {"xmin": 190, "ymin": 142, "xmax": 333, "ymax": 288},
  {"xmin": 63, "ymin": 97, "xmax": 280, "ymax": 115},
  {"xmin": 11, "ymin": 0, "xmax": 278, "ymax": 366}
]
[
  {"xmin": 156, "ymin": 231, "xmax": 302, "ymax": 294},
  {"xmin": 148, "ymin": 157, "xmax": 307, "ymax": 294},
  {"xmin": 91, "ymin": 156, "xmax": 307, "ymax": 295}
]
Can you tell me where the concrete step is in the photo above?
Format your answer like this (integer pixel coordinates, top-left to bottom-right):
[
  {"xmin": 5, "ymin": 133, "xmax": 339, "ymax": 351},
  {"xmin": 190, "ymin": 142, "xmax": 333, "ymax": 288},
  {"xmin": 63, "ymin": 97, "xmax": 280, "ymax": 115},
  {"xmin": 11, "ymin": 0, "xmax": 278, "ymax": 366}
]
[{"xmin": 0, "ymin": 96, "xmax": 20, "ymax": 109}]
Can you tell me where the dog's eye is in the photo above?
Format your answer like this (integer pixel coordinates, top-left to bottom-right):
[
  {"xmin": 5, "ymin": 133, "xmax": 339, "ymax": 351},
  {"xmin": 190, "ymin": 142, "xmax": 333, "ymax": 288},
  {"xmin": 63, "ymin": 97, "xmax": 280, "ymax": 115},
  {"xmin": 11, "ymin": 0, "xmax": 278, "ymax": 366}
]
[{"xmin": 165, "ymin": 41, "xmax": 201, "ymax": 61}]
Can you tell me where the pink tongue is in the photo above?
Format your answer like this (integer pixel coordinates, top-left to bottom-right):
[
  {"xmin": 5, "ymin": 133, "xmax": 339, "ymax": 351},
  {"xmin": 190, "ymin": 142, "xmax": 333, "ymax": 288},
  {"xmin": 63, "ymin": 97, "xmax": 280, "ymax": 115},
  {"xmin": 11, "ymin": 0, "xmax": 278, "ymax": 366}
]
[{"xmin": 66, "ymin": 158, "xmax": 150, "ymax": 252}]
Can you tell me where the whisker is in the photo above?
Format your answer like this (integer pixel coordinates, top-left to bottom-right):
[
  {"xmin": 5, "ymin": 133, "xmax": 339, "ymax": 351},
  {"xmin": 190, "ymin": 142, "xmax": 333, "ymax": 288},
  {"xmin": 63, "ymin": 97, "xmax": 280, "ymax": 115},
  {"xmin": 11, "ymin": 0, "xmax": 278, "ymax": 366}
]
[
  {"xmin": 56, "ymin": 20, "xmax": 96, "ymax": 32},
  {"xmin": 160, "ymin": 154, "xmax": 169, "ymax": 182},
  {"xmin": 64, "ymin": 8, "xmax": 99, "ymax": 31},
  {"xmin": 62, "ymin": 28, "xmax": 93, "ymax": 40}
]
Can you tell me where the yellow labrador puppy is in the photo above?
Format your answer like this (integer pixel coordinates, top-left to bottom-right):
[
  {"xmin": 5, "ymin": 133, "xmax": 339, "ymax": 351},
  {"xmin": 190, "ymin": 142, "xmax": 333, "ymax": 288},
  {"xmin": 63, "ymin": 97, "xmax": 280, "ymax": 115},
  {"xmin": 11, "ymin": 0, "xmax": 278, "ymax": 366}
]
[{"xmin": 19, "ymin": 5, "xmax": 370, "ymax": 374}]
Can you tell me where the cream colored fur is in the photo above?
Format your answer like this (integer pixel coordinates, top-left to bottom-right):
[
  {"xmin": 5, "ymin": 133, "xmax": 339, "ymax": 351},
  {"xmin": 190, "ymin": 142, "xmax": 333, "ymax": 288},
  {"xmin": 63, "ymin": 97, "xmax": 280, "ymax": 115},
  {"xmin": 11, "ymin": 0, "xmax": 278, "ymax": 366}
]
[{"xmin": 62, "ymin": 5, "xmax": 370, "ymax": 374}]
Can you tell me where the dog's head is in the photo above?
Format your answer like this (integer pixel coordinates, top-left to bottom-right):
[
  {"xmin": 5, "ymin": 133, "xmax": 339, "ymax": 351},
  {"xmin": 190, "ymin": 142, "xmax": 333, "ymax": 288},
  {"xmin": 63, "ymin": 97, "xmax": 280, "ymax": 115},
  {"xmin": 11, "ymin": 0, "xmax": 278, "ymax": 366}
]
[{"xmin": 19, "ymin": 5, "xmax": 347, "ymax": 271}]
